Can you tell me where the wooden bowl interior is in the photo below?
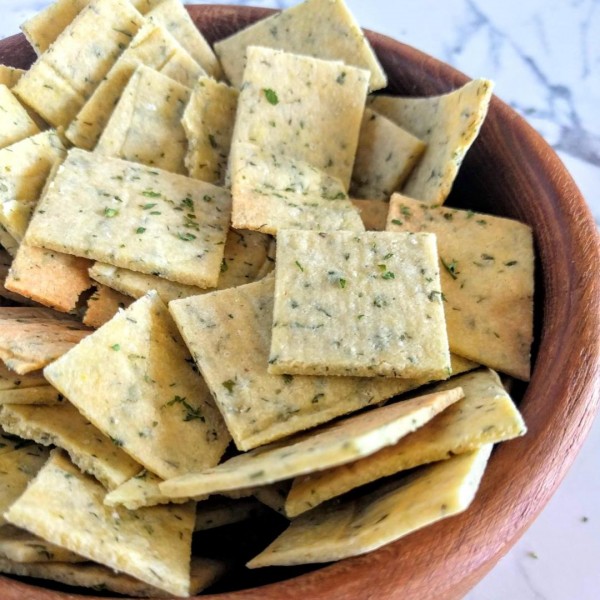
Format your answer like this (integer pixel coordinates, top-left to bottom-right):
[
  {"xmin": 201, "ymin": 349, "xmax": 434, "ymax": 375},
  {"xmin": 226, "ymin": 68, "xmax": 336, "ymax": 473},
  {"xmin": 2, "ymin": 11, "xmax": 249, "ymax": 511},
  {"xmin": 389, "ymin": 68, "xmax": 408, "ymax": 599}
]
[{"xmin": 0, "ymin": 5, "xmax": 598, "ymax": 599}]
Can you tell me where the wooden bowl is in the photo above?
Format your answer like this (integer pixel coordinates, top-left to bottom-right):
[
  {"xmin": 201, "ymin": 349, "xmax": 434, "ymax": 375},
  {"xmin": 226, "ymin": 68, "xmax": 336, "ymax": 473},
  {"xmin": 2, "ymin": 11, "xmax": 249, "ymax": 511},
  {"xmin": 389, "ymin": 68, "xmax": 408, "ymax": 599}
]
[{"xmin": 1, "ymin": 5, "xmax": 599, "ymax": 599}]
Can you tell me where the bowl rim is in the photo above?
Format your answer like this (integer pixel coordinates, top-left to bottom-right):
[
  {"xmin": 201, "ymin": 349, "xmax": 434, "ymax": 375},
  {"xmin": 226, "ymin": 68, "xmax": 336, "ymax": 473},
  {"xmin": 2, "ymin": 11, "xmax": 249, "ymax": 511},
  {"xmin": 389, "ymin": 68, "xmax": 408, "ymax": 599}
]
[{"xmin": 0, "ymin": 4, "xmax": 598, "ymax": 599}]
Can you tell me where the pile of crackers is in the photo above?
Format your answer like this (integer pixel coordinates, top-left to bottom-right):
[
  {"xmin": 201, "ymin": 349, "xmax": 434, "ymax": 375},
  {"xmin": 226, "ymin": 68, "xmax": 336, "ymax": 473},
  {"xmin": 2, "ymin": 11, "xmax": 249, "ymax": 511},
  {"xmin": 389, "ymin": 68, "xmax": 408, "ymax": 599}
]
[{"xmin": 0, "ymin": 0, "xmax": 534, "ymax": 596}]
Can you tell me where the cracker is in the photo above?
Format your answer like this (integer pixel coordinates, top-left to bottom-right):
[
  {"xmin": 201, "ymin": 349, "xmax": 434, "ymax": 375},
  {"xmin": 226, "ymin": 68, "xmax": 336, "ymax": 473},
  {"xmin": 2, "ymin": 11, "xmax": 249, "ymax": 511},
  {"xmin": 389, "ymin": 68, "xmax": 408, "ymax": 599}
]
[
  {"xmin": 0, "ymin": 555, "xmax": 225, "ymax": 597},
  {"xmin": 83, "ymin": 284, "xmax": 132, "ymax": 329},
  {"xmin": 26, "ymin": 149, "xmax": 231, "ymax": 288},
  {"xmin": 230, "ymin": 46, "xmax": 370, "ymax": 190},
  {"xmin": 0, "ymin": 362, "xmax": 47, "ymax": 391},
  {"xmin": 351, "ymin": 199, "xmax": 390, "ymax": 231},
  {"xmin": 194, "ymin": 496, "xmax": 267, "ymax": 531},
  {"xmin": 253, "ymin": 482, "xmax": 291, "ymax": 517},
  {"xmin": 350, "ymin": 108, "xmax": 426, "ymax": 200},
  {"xmin": 269, "ymin": 230, "xmax": 451, "ymax": 379},
  {"xmin": 286, "ymin": 368, "xmax": 524, "ymax": 516},
  {"xmin": 182, "ymin": 77, "xmax": 239, "ymax": 184},
  {"xmin": 5, "ymin": 450, "xmax": 197, "ymax": 597},
  {"xmin": 146, "ymin": 0, "xmax": 222, "ymax": 79},
  {"xmin": 0, "ymin": 444, "xmax": 49, "ymax": 526},
  {"xmin": 89, "ymin": 228, "xmax": 273, "ymax": 303},
  {"xmin": 67, "ymin": 22, "xmax": 204, "ymax": 150},
  {"xmin": 0, "ymin": 525, "xmax": 83, "ymax": 563},
  {"xmin": 13, "ymin": 0, "xmax": 145, "ymax": 128},
  {"xmin": 0, "ymin": 66, "xmax": 24, "ymax": 89},
  {"xmin": 4, "ymin": 242, "xmax": 93, "ymax": 313},
  {"xmin": 230, "ymin": 143, "xmax": 364, "ymax": 235},
  {"xmin": 0, "ymin": 225, "xmax": 18, "ymax": 257},
  {"xmin": 387, "ymin": 194, "xmax": 534, "ymax": 380},
  {"xmin": 0, "ymin": 402, "xmax": 142, "ymax": 490},
  {"xmin": 0, "ymin": 85, "xmax": 40, "ymax": 150},
  {"xmin": 214, "ymin": 0, "xmax": 386, "ymax": 91},
  {"xmin": 0, "ymin": 429, "xmax": 34, "ymax": 455},
  {"xmin": 44, "ymin": 292, "xmax": 230, "ymax": 479},
  {"xmin": 0, "ymin": 386, "xmax": 63, "ymax": 406},
  {"xmin": 0, "ymin": 131, "xmax": 67, "ymax": 242},
  {"xmin": 0, "ymin": 307, "xmax": 90, "ymax": 374},
  {"xmin": 247, "ymin": 445, "xmax": 492, "ymax": 567},
  {"xmin": 170, "ymin": 276, "xmax": 452, "ymax": 451},
  {"xmin": 159, "ymin": 386, "xmax": 463, "ymax": 499},
  {"xmin": 370, "ymin": 79, "xmax": 494, "ymax": 205}
]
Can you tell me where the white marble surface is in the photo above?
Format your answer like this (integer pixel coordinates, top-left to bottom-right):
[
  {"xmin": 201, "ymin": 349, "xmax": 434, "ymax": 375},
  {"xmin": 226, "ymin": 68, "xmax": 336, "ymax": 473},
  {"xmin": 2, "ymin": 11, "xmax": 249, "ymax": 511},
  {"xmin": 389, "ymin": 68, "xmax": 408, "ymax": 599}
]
[{"xmin": 0, "ymin": 1, "xmax": 598, "ymax": 599}]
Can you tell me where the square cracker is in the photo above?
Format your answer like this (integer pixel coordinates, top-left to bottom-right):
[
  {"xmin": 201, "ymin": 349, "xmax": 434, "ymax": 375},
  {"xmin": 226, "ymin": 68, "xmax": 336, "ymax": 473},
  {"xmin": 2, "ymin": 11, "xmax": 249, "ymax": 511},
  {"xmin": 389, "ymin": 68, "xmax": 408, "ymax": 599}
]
[
  {"xmin": 67, "ymin": 22, "xmax": 204, "ymax": 150},
  {"xmin": 0, "ymin": 131, "xmax": 67, "ymax": 242},
  {"xmin": 230, "ymin": 143, "xmax": 364, "ymax": 235},
  {"xmin": 13, "ymin": 0, "xmax": 145, "ymax": 128},
  {"xmin": 170, "ymin": 276, "xmax": 453, "ymax": 451},
  {"xmin": 387, "ymin": 194, "xmax": 534, "ymax": 380},
  {"xmin": 0, "ymin": 525, "xmax": 83, "ymax": 563},
  {"xmin": 370, "ymin": 79, "xmax": 494, "ymax": 205},
  {"xmin": 230, "ymin": 46, "xmax": 370, "ymax": 190},
  {"xmin": 25, "ymin": 148, "xmax": 231, "ymax": 288},
  {"xmin": 182, "ymin": 77, "xmax": 239, "ymax": 184},
  {"xmin": 5, "ymin": 450, "xmax": 196, "ymax": 597},
  {"xmin": 351, "ymin": 199, "xmax": 389, "ymax": 231},
  {"xmin": 82, "ymin": 284, "xmax": 133, "ymax": 329},
  {"xmin": 214, "ymin": 0, "xmax": 386, "ymax": 91},
  {"xmin": 0, "ymin": 85, "xmax": 40, "ymax": 151},
  {"xmin": 0, "ymin": 66, "xmax": 24, "ymax": 88},
  {"xmin": 0, "ymin": 402, "xmax": 142, "ymax": 490},
  {"xmin": 159, "ymin": 386, "xmax": 463, "ymax": 499},
  {"xmin": 247, "ymin": 445, "xmax": 492, "ymax": 567},
  {"xmin": 89, "ymin": 228, "xmax": 273, "ymax": 303},
  {"xmin": 44, "ymin": 292, "xmax": 230, "ymax": 480},
  {"xmin": 350, "ymin": 108, "xmax": 426, "ymax": 201},
  {"xmin": 269, "ymin": 230, "xmax": 451, "ymax": 379},
  {"xmin": 285, "ymin": 368, "xmax": 525, "ymax": 516},
  {"xmin": 96, "ymin": 65, "xmax": 191, "ymax": 174}
]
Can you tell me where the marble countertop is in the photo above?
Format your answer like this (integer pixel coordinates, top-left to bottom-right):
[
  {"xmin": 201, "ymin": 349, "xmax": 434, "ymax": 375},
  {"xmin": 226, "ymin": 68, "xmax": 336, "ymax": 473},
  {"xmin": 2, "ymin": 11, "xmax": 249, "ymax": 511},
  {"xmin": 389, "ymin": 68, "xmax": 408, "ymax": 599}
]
[{"xmin": 1, "ymin": 1, "xmax": 598, "ymax": 599}]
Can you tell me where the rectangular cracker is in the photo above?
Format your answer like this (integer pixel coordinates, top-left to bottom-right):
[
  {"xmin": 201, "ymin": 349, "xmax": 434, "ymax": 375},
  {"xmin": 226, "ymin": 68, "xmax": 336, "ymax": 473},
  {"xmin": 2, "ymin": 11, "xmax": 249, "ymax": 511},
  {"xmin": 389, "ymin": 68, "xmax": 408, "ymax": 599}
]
[
  {"xmin": 350, "ymin": 108, "xmax": 426, "ymax": 200},
  {"xmin": 351, "ymin": 199, "xmax": 389, "ymax": 231},
  {"xmin": 0, "ymin": 386, "xmax": 63, "ymax": 406},
  {"xmin": 387, "ymin": 194, "xmax": 534, "ymax": 380},
  {"xmin": 230, "ymin": 46, "xmax": 369, "ymax": 190},
  {"xmin": 0, "ymin": 85, "xmax": 40, "ymax": 150},
  {"xmin": 67, "ymin": 22, "xmax": 204, "ymax": 150},
  {"xmin": 13, "ymin": 0, "xmax": 145, "ymax": 128},
  {"xmin": 0, "ymin": 131, "xmax": 67, "ymax": 242},
  {"xmin": 230, "ymin": 143, "xmax": 365, "ymax": 235},
  {"xmin": 170, "ymin": 276, "xmax": 452, "ymax": 451},
  {"xmin": 5, "ymin": 450, "xmax": 196, "ymax": 597},
  {"xmin": 286, "ymin": 368, "xmax": 525, "ymax": 516},
  {"xmin": 0, "ymin": 66, "xmax": 24, "ymax": 88},
  {"xmin": 25, "ymin": 149, "xmax": 232, "ymax": 288},
  {"xmin": 269, "ymin": 230, "xmax": 451, "ymax": 379},
  {"xmin": 0, "ymin": 402, "xmax": 142, "ymax": 489},
  {"xmin": 370, "ymin": 79, "xmax": 494, "ymax": 205},
  {"xmin": 44, "ymin": 292, "xmax": 230, "ymax": 480},
  {"xmin": 159, "ymin": 386, "xmax": 463, "ymax": 499},
  {"xmin": 82, "ymin": 284, "xmax": 133, "ymax": 329},
  {"xmin": 215, "ymin": 0, "xmax": 386, "ymax": 91},
  {"xmin": 96, "ymin": 65, "xmax": 191, "ymax": 173},
  {"xmin": 89, "ymin": 228, "xmax": 273, "ymax": 303},
  {"xmin": 0, "ymin": 444, "xmax": 49, "ymax": 526},
  {"xmin": 247, "ymin": 445, "xmax": 492, "ymax": 567},
  {"xmin": 182, "ymin": 77, "xmax": 239, "ymax": 184},
  {"xmin": 0, "ymin": 307, "xmax": 90, "ymax": 374},
  {"xmin": 0, "ymin": 525, "xmax": 84, "ymax": 563},
  {"xmin": 4, "ymin": 242, "xmax": 93, "ymax": 313}
]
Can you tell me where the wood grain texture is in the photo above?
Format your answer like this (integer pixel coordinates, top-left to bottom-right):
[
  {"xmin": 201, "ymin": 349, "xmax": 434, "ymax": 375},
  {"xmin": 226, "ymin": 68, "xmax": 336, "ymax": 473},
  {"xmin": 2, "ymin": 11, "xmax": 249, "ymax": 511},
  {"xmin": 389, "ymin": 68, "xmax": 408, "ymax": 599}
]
[{"xmin": 0, "ymin": 4, "xmax": 599, "ymax": 599}]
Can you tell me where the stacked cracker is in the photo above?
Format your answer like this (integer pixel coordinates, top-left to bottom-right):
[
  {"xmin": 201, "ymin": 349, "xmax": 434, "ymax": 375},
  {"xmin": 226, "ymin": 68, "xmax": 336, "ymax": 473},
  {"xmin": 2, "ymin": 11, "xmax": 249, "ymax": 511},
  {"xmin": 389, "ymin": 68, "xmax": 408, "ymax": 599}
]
[{"xmin": 0, "ymin": 0, "xmax": 533, "ymax": 596}]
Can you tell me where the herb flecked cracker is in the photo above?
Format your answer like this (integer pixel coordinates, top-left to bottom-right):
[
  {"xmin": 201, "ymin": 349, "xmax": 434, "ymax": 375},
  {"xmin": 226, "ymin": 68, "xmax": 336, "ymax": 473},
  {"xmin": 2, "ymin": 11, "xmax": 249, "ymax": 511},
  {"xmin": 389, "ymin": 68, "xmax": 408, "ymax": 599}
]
[
  {"xmin": 13, "ymin": 0, "xmax": 145, "ymax": 128},
  {"xmin": 0, "ymin": 85, "xmax": 40, "ymax": 151},
  {"xmin": 82, "ymin": 284, "xmax": 133, "ymax": 329},
  {"xmin": 0, "ymin": 225, "xmax": 18, "ymax": 257},
  {"xmin": 0, "ymin": 386, "xmax": 63, "ymax": 406},
  {"xmin": 370, "ymin": 79, "xmax": 494, "ymax": 205},
  {"xmin": 387, "ymin": 194, "xmax": 534, "ymax": 380},
  {"xmin": 351, "ymin": 199, "xmax": 390, "ymax": 231},
  {"xmin": 269, "ymin": 230, "xmax": 451, "ymax": 379},
  {"xmin": 0, "ymin": 525, "xmax": 84, "ymax": 563},
  {"xmin": 230, "ymin": 143, "xmax": 364, "ymax": 235},
  {"xmin": 169, "ymin": 276, "xmax": 452, "ymax": 451},
  {"xmin": 25, "ymin": 149, "xmax": 231, "ymax": 288},
  {"xmin": 44, "ymin": 292, "xmax": 230, "ymax": 480},
  {"xmin": 285, "ymin": 368, "xmax": 525, "ymax": 516},
  {"xmin": 230, "ymin": 46, "xmax": 370, "ymax": 190},
  {"xmin": 5, "ymin": 450, "xmax": 197, "ymax": 597},
  {"xmin": 247, "ymin": 445, "xmax": 492, "ymax": 567},
  {"xmin": 214, "ymin": 0, "xmax": 386, "ymax": 91},
  {"xmin": 0, "ymin": 402, "xmax": 142, "ymax": 490},
  {"xmin": 160, "ymin": 386, "xmax": 463, "ymax": 499},
  {"xmin": 0, "ymin": 66, "xmax": 24, "ymax": 88}
]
